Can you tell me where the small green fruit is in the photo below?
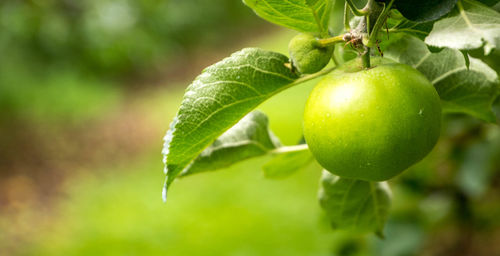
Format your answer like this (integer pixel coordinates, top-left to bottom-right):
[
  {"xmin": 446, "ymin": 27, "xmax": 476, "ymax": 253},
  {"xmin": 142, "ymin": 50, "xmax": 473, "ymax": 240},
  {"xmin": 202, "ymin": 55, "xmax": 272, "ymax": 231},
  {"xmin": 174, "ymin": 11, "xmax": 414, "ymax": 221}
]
[
  {"xmin": 304, "ymin": 59, "xmax": 441, "ymax": 181},
  {"xmin": 288, "ymin": 33, "xmax": 333, "ymax": 74}
]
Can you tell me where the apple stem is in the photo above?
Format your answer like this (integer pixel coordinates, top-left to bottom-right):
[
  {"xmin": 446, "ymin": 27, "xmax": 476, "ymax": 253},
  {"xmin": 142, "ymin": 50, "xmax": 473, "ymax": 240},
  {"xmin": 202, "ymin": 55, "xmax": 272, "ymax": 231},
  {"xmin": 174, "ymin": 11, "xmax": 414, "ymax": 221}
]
[
  {"xmin": 316, "ymin": 35, "xmax": 346, "ymax": 48},
  {"xmin": 362, "ymin": 46, "xmax": 371, "ymax": 69}
]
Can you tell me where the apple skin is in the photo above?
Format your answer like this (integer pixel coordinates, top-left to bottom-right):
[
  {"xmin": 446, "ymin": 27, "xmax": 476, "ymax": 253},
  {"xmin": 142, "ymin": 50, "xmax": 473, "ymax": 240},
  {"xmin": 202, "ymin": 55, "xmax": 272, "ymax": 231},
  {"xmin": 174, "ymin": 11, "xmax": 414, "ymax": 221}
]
[{"xmin": 304, "ymin": 59, "xmax": 441, "ymax": 181}]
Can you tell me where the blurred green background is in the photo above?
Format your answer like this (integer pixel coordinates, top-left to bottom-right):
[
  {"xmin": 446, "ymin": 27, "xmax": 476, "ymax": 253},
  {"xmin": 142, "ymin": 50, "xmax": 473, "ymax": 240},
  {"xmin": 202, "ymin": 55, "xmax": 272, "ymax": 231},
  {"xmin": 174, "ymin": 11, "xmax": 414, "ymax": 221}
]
[{"xmin": 1, "ymin": 1, "xmax": 499, "ymax": 255}]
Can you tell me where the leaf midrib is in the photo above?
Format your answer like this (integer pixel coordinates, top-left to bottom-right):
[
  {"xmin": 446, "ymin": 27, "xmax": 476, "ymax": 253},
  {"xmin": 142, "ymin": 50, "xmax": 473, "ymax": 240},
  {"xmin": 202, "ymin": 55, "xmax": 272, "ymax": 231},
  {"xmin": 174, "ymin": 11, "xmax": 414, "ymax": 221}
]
[
  {"xmin": 306, "ymin": 0, "xmax": 327, "ymax": 35},
  {"xmin": 458, "ymin": 0, "xmax": 480, "ymax": 34}
]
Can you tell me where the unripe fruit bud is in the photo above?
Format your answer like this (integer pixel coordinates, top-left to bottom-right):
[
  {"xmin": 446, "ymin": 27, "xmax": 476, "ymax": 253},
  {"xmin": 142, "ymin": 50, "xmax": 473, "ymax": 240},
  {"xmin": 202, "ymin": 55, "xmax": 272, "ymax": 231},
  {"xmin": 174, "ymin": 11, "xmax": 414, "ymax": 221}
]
[{"xmin": 288, "ymin": 33, "xmax": 333, "ymax": 74}]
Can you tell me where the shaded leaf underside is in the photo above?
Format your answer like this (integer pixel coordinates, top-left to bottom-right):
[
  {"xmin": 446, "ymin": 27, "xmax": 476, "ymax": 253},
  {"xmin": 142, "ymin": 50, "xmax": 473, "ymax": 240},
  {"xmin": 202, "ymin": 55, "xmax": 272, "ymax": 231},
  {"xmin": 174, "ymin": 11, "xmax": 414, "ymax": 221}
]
[
  {"xmin": 180, "ymin": 111, "xmax": 281, "ymax": 177},
  {"xmin": 386, "ymin": 36, "xmax": 499, "ymax": 122},
  {"xmin": 319, "ymin": 171, "xmax": 392, "ymax": 234},
  {"xmin": 425, "ymin": 0, "xmax": 500, "ymax": 54}
]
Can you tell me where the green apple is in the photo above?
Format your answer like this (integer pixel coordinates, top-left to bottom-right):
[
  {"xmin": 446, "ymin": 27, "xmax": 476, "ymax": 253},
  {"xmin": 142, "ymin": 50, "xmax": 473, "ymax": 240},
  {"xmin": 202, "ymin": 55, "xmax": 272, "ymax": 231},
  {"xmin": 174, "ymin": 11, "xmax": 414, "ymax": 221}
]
[{"xmin": 304, "ymin": 59, "xmax": 441, "ymax": 181}]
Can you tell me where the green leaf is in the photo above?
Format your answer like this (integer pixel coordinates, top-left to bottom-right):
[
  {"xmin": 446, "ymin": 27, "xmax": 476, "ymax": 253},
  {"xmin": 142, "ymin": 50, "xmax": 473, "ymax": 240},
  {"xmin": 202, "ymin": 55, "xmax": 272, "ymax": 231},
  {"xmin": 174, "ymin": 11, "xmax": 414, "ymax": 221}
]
[
  {"xmin": 477, "ymin": 0, "xmax": 500, "ymax": 6},
  {"xmin": 329, "ymin": 0, "xmax": 348, "ymax": 34},
  {"xmin": 393, "ymin": 21, "xmax": 433, "ymax": 39},
  {"xmin": 319, "ymin": 171, "xmax": 392, "ymax": 234},
  {"xmin": 461, "ymin": 50, "xmax": 471, "ymax": 69},
  {"xmin": 242, "ymin": 0, "xmax": 332, "ymax": 35},
  {"xmin": 179, "ymin": 111, "xmax": 313, "ymax": 180},
  {"xmin": 385, "ymin": 36, "xmax": 500, "ymax": 122},
  {"xmin": 425, "ymin": 0, "xmax": 500, "ymax": 54},
  {"xmin": 162, "ymin": 48, "xmax": 302, "ymax": 195},
  {"xmin": 389, "ymin": 0, "xmax": 458, "ymax": 22},
  {"xmin": 385, "ymin": 10, "xmax": 434, "ymax": 40},
  {"xmin": 180, "ymin": 111, "xmax": 280, "ymax": 177},
  {"xmin": 263, "ymin": 144, "xmax": 313, "ymax": 179}
]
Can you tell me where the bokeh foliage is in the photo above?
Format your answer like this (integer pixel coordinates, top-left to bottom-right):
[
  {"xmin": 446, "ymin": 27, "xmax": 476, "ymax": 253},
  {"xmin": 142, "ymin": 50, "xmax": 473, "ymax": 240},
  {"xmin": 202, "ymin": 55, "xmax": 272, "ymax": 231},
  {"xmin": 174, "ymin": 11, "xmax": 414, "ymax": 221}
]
[
  {"xmin": 0, "ymin": 0, "xmax": 261, "ymax": 121},
  {"xmin": 0, "ymin": 0, "xmax": 499, "ymax": 255}
]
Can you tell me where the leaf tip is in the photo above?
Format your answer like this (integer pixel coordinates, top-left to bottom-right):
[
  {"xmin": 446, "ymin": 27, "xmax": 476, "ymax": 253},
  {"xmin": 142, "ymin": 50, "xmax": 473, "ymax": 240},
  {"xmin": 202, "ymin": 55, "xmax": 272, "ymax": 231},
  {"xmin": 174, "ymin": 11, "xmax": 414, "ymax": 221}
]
[
  {"xmin": 162, "ymin": 184, "xmax": 168, "ymax": 202},
  {"xmin": 161, "ymin": 175, "xmax": 170, "ymax": 202}
]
